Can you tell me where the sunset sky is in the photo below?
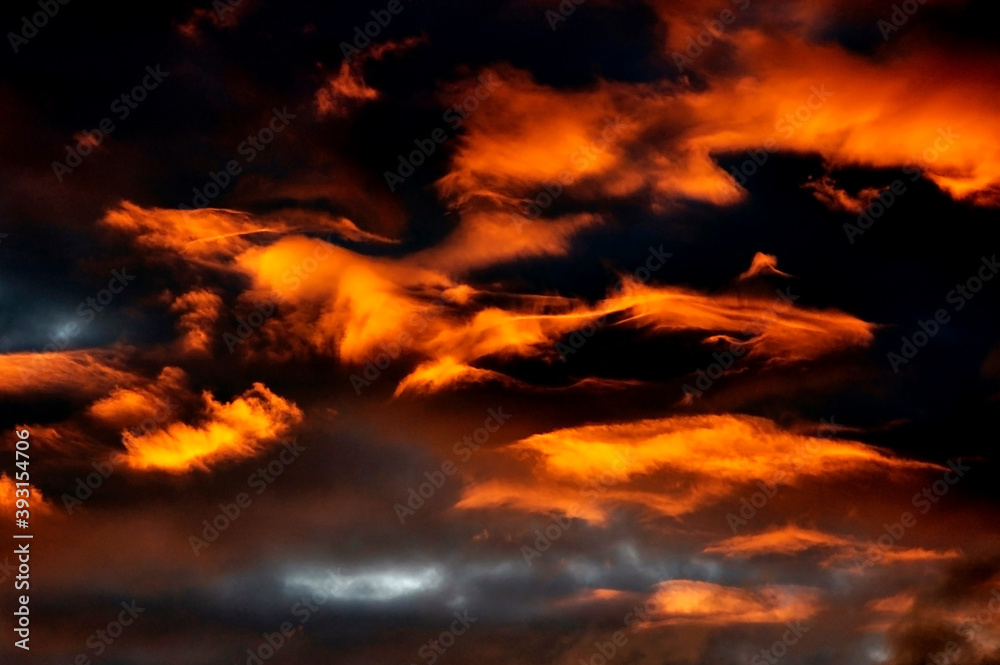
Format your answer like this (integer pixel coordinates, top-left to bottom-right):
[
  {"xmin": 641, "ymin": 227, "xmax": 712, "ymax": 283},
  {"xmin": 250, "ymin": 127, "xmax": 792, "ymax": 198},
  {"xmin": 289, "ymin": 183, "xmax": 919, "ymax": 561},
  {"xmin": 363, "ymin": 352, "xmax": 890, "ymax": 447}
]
[{"xmin": 1, "ymin": 0, "xmax": 999, "ymax": 663}]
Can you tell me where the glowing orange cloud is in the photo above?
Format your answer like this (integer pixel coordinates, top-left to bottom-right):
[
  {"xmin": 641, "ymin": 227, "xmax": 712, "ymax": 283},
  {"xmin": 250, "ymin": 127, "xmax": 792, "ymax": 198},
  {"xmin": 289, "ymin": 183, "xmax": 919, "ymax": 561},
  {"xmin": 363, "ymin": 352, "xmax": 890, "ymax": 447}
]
[
  {"xmin": 829, "ymin": 547, "xmax": 962, "ymax": 571},
  {"xmin": 169, "ymin": 290, "xmax": 224, "ymax": 355},
  {"xmin": 103, "ymin": 201, "xmax": 873, "ymax": 396},
  {"xmin": 436, "ymin": 67, "xmax": 629, "ymax": 207},
  {"xmin": 457, "ymin": 414, "xmax": 938, "ymax": 521},
  {"xmin": 434, "ymin": 32, "xmax": 1000, "ymax": 216},
  {"xmin": 393, "ymin": 357, "xmax": 518, "ymax": 397},
  {"xmin": 102, "ymin": 202, "xmax": 290, "ymax": 260},
  {"xmin": 454, "ymin": 481, "xmax": 608, "ymax": 523},
  {"xmin": 644, "ymin": 580, "xmax": 822, "ymax": 626},
  {"xmin": 315, "ymin": 35, "xmax": 426, "ymax": 118},
  {"xmin": 315, "ymin": 60, "xmax": 380, "ymax": 118},
  {"xmin": 122, "ymin": 382, "xmax": 302, "ymax": 472},
  {"xmin": 704, "ymin": 524, "xmax": 964, "ymax": 571},
  {"xmin": 101, "ymin": 202, "xmax": 391, "ymax": 263},
  {"xmin": 866, "ymin": 592, "xmax": 916, "ymax": 615},
  {"xmin": 738, "ymin": 252, "xmax": 791, "ymax": 280},
  {"xmin": 396, "ymin": 254, "xmax": 873, "ymax": 395},
  {"xmin": 235, "ymin": 236, "xmax": 454, "ymax": 363},
  {"xmin": 0, "ymin": 473, "xmax": 52, "ymax": 516},
  {"xmin": 236, "ymin": 242, "xmax": 873, "ymax": 394},
  {"xmin": 607, "ymin": 277, "xmax": 875, "ymax": 364},
  {"xmin": 409, "ymin": 209, "xmax": 603, "ymax": 273},
  {"xmin": 704, "ymin": 524, "xmax": 853, "ymax": 557},
  {"xmin": 0, "ymin": 348, "xmax": 140, "ymax": 397},
  {"xmin": 87, "ymin": 367, "xmax": 186, "ymax": 428}
]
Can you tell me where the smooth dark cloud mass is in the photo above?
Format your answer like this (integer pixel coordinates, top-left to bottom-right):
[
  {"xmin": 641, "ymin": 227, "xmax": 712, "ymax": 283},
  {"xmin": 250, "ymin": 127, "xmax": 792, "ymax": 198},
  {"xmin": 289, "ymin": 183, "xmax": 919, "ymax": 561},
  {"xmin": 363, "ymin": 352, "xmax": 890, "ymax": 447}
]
[{"xmin": 1, "ymin": 0, "xmax": 999, "ymax": 663}]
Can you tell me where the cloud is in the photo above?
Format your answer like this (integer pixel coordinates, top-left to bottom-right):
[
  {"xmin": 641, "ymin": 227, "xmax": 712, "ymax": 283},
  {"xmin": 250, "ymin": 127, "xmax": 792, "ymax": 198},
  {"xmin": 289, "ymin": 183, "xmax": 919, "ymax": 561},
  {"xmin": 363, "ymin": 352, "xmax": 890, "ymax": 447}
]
[
  {"xmin": 432, "ymin": 33, "xmax": 1000, "ymax": 216},
  {"xmin": 457, "ymin": 414, "xmax": 937, "ymax": 520},
  {"xmin": 0, "ymin": 473, "xmax": 52, "ymax": 516},
  {"xmin": 169, "ymin": 290, "xmax": 224, "ymax": 355},
  {"xmin": 236, "ymin": 236, "xmax": 874, "ymax": 394},
  {"xmin": 315, "ymin": 60, "xmax": 380, "ymax": 118},
  {"xmin": 101, "ymin": 202, "xmax": 392, "ymax": 264},
  {"xmin": 122, "ymin": 382, "xmax": 303, "ymax": 472},
  {"xmin": 315, "ymin": 36, "xmax": 427, "ymax": 118},
  {"xmin": 393, "ymin": 357, "xmax": 520, "ymax": 397},
  {"xmin": 101, "ymin": 202, "xmax": 289, "ymax": 261},
  {"xmin": 704, "ymin": 524, "xmax": 853, "ymax": 557},
  {"xmin": 704, "ymin": 524, "xmax": 962, "ymax": 570},
  {"xmin": 0, "ymin": 348, "xmax": 141, "ymax": 399},
  {"xmin": 409, "ymin": 209, "xmax": 603, "ymax": 274},
  {"xmin": 737, "ymin": 252, "xmax": 792, "ymax": 280},
  {"xmin": 644, "ymin": 580, "xmax": 823, "ymax": 626},
  {"xmin": 87, "ymin": 366, "xmax": 187, "ymax": 428},
  {"xmin": 177, "ymin": 0, "xmax": 255, "ymax": 38},
  {"xmin": 605, "ymin": 276, "xmax": 875, "ymax": 364}
]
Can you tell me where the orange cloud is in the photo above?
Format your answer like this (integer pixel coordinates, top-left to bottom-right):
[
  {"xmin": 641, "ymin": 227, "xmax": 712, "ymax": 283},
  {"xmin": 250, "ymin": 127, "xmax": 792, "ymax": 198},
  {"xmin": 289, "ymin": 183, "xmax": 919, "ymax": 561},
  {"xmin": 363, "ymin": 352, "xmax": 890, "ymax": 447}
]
[
  {"xmin": 829, "ymin": 547, "xmax": 963, "ymax": 572},
  {"xmin": 436, "ymin": 67, "xmax": 630, "ymax": 206},
  {"xmin": 234, "ymin": 239, "xmax": 872, "ymax": 393},
  {"xmin": 122, "ymin": 382, "xmax": 302, "ymax": 472},
  {"xmin": 393, "ymin": 357, "xmax": 519, "ymax": 397},
  {"xmin": 101, "ymin": 202, "xmax": 390, "ymax": 264},
  {"xmin": 457, "ymin": 414, "xmax": 937, "ymax": 520},
  {"xmin": 644, "ymin": 580, "xmax": 822, "ymax": 626},
  {"xmin": 315, "ymin": 35, "xmax": 426, "ymax": 118},
  {"xmin": 235, "ymin": 236, "xmax": 454, "ymax": 363},
  {"xmin": 102, "ymin": 202, "xmax": 288, "ymax": 260},
  {"xmin": 315, "ymin": 60, "xmax": 380, "ymax": 118},
  {"xmin": 169, "ymin": 290, "xmax": 224, "ymax": 355},
  {"xmin": 409, "ymin": 209, "xmax": 603, "ymax": 273},
  {"xmin": 704, "ymin": 524, "xmax": 853, "ymax": 557},
  {"xmin": 866, "ymin": 592, "xmax": 916, "ymax": 615},
  {"xmin": 607, "ymin": 277, "xmax": 875, "ymax": 364},
  {"xmin": 704, "ymin": 524, "xmax": 963, "ymax": 570},
  {"xmin": 101, "ymin": 200, "xmax": 871, "ymax": 396},
  {"xmin": 87, "ymin": 367, "xmax": 186, "ymax": 428},
  {"xmin": 738, "ymin": 252, "xmax": 791, "ymax": 280},
  {"xmin": 0, "ymin": 473, "xmax": 52, "ymax": 516},
  {"xmin": 433, "ymin": 31, "xmax": 1000, "ymax": 217},
  {"xmin": 454, "ymin": 480, "xmax": 608, "ymax": 523},
  {"xmin": 0, "ymin": 348, "xmax": 140, "ymax": 398}
]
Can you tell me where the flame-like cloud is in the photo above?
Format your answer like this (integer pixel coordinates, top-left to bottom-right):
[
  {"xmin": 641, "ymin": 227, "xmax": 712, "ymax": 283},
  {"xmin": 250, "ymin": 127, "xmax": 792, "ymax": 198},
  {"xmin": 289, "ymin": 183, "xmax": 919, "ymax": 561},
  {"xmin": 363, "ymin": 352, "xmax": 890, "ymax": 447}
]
[
  {"xmin": 122, "ymin": 382, "xmax": 302, "ymax": 472},
  {"xmin": 738, "ymin": 252, "xmax": 792, "ymax": 280},
  {"xmin": 88, "ymin": 366, "xmax": 186, "ymax": 428},
  {"xmin": 704, "ymin": 524, "xmax": 853, "ymax": 557},
  {"xmin": 410, "ymin": 209, "xmax": 603, "ymax": 274},
  {"xmin": 607, "ymin": 277, "xmax": 875, "ymax": 364},
  {"xmin": 644, "ymin": 580, "xmax": 822, "ymax": 626},
  {"xmin": 0, "ymin": 348, "xmax": 140, "ymax": 397},
  {"xmin": 0, "ymin": 472, "xmax": 52, "ymax": 516},
  {"xmin": 315, "ymin": 36, "xmax": 427, "ymax": 118},
  {"xmin": 169, "ymin": 290, "xmax": 224, "ymax": 355},
  {"xmin": 435, "ymin": 35, "xmax": 1000, "ymax": 214},
  {"xmin": 104, "ymin": 200, "xmax": 875, "ymax": 395},
  {"xmin": 457, "ymin": 414, "xmax": 938, "ymax": 520},
  {"xmin": 101, "ymin": 202, "xmax": 391, "ymax": 262}
]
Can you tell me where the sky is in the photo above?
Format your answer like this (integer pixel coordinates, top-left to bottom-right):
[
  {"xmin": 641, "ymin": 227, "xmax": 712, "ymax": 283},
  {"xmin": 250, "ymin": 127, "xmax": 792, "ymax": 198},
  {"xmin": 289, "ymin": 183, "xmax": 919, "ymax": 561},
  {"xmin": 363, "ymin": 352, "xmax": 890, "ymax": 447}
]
[{"xmin": 1, "ymin": 0, "xmax": 999, "ymax": 663}]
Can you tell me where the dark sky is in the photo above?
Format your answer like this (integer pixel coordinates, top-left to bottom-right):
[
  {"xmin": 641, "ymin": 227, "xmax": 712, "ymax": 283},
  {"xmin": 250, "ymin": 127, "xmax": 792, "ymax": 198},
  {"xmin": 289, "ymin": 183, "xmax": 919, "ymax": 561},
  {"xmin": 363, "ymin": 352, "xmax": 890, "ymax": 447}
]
[{"xmin": 1, "ymin": 0, "xmax": 999, "ymax": 664}]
